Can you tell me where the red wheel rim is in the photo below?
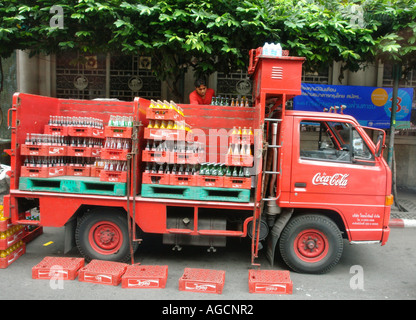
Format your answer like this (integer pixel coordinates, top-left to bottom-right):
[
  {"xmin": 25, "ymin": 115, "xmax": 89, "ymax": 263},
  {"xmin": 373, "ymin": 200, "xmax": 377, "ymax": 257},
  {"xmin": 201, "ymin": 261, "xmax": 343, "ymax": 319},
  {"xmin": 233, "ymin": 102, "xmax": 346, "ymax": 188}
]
[
  {"xmin": 88, "ymin": 221, "xmax": 123, "ymax": 255},
  {"xmin": 294, "ymin": 229, "xmax": 329, "ymax": 263}
]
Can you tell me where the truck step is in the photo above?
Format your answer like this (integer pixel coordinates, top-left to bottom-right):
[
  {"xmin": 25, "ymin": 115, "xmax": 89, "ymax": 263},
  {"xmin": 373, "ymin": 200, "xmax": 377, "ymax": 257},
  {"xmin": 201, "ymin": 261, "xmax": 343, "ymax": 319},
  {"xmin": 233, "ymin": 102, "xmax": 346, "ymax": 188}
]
[
  {"xmin": 121, "ymin": 265, "xmax": 168, "ymax": 289},
  {"xmin": 179, "ymin": 268, "xmax": 225, "ymax": 294},
  {"xmin": 32, "ymin": 257, "xmax": 85, "ymax": 280},
  {"xmin": 141, "ymin": 184, "xmax": 250, "ymax": 202},
  {"xmin": 19, "ymin": 176, "xmax": 126, "ymax": 196},
  {"xmin": 248, "ymin": 269, "xmax": 293, "ymax": 294}
]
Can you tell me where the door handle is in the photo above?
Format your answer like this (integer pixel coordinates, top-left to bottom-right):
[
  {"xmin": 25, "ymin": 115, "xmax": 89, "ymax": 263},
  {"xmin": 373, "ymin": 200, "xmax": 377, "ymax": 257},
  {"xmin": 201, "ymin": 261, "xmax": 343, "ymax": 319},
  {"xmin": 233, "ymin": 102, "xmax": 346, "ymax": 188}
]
[{"xmin": 294, "ymin": 182, "xmax": 307, "ymax": 188}]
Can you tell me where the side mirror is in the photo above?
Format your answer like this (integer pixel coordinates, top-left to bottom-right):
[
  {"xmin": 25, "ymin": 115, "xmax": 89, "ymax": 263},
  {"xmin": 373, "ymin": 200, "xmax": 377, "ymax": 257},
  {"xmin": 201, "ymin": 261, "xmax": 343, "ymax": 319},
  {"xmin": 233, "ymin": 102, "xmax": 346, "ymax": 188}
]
[{"xmin": 375, "ymin": 133, "xmax": 384, "ymax": 157}]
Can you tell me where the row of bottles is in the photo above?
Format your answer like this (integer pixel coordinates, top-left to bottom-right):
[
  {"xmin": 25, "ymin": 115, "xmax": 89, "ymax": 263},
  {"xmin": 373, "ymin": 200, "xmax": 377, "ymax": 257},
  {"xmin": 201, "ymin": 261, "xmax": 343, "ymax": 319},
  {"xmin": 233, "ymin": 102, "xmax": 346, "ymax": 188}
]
[
  {"xmin": 103, "ymin": 160, "xmax": 127, "ymax": 172},
  {"xmin": 0, "ymin": 240, "xmax": 24, "ymax": 258},
  {"xmin": 0, "ymin": 205, "xmax": 8, "ymax": 221},
  {"xmin": 146, "ymin": 162, "xmax": 250, "ymax": 178},
  {"xmin": 149, "ymin": 99, "xmax": 184, "ymax": 116},
  {"xmin": 200, "ymin": 163, "xmax": 250, "ymax": 177},
  {"xmin": 262, "ymin": 42, "xmax": 283, "ymax": 57},
  {"xmin": 104, "ymin": 137, "xmax": 131, "ymax": 150},
  {"xmin": 0, "ymin": 225, "xmax": 24, "ymax": 240},
  {"xmin": 227, "ymin": 143, "xmax": 252, "ymax": 156},
  {"xmin": 211, "ymin": 96, "xmax": 251, "ymax": 107},
  {"xmin": 231, "ymin": 126, "xmax": 253, "ymax": 136},
  {"xmin": 25, "ymin": 134, "xmax": 104, "ymax": 147},
  {"xmin": 147, "ymin": 120, "xmax": 189, "ymax": 131},
  {"xmin": 145, "ymin": 140, "xmax": 205, "ymax": 154},
  {"xmin": 48, "ymin": 115, "xmax": 104, "ymax": 129},
  {"xmin": 23, "ymin": 156, "xmax": 98, "ymax": 168},
  {"xmin": 108, "ymin": 115, "xmax": 133, "ymax": 127},
  {"xmin": 145, "ymin": 163, "xmax": 198, "ymax": 175}
]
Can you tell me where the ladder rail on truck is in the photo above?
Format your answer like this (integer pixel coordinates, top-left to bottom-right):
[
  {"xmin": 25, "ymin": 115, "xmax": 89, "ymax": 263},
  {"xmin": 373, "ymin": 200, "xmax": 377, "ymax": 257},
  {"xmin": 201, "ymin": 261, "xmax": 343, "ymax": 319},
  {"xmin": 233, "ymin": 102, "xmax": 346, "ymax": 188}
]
[{"xmin": 3, "ymin": 50, "xmax": 392, "ymax": 274}]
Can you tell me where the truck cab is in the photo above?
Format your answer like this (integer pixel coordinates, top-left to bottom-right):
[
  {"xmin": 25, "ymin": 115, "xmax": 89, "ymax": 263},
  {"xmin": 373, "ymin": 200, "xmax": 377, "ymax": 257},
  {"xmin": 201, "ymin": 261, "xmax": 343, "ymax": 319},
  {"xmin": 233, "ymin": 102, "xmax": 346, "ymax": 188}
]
[{"xmin": 264, "ymin": 110, "xmax": 392, "ymax": 273}]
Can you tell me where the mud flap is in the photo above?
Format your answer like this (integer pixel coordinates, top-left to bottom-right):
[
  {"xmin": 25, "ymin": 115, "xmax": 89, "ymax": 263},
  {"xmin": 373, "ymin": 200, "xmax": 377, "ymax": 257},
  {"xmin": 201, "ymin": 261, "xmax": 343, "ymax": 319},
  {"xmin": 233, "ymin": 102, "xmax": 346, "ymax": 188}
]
[
  {"xmin": 64, "ymin": 217, "xmax": 77, "ymax": 254},
  {"xmin": 266, "ymin": 209, "xmax": 293, "ymax": 266}
]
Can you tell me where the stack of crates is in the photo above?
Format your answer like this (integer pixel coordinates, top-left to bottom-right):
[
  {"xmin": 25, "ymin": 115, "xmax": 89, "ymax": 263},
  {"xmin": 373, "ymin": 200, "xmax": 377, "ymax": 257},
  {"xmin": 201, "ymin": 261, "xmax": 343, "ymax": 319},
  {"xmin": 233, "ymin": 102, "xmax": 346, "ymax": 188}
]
[
  {"xmin": 0, "ymin": 205, "xmax": 26, "ymax": 269},
  {"xmin": 141, "ymin": 100, "xmax": 199, "ymax": 188},
  {"xmin": 141, "ymin": 102, "xmax": 253, "ymax": 202},
  {"xmin": 18, "ymin": 115, "xmax": 132, "ymax": 196},
  {"xmin": 100, "ymin": 116, "xmax": 133, "ymax": 183},
  {"xmin": 21, "ymin": 116, "xmax": 105, "ymax": 179}
]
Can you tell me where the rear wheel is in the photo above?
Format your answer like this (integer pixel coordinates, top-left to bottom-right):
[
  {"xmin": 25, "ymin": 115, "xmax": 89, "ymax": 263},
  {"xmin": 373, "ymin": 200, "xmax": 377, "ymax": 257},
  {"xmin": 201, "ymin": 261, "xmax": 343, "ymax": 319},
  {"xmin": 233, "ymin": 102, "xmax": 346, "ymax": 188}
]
[
  {"xmin": 278, "ymin": 214, "xmax": 343, "ymax": 274},
  {"xmin": 75, "ymin": 208, "xmax": 138, "ymax": 262}
]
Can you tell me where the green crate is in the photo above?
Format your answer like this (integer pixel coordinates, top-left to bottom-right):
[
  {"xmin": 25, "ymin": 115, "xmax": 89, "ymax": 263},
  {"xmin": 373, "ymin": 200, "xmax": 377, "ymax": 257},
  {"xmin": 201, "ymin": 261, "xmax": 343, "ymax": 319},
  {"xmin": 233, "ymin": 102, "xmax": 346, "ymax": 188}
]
[
  {"xmin": 141, "ymin": 184, "xmax": 197, "ymax": 200},
  {"xmin": 19, "ymin": 176, "xmax": 126, "ymax": 196},
  {"xmin": 195, "ymin": 187, "xmax": 250, "ymax": 202}
]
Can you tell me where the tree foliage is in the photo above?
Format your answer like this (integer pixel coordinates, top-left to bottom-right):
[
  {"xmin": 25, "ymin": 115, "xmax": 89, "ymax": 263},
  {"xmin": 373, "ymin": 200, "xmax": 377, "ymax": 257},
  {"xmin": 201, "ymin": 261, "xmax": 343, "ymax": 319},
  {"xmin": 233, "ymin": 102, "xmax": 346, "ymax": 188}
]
[{"xmin": 0, "ymin": 0, "xmax": 415, "ymax": 100}]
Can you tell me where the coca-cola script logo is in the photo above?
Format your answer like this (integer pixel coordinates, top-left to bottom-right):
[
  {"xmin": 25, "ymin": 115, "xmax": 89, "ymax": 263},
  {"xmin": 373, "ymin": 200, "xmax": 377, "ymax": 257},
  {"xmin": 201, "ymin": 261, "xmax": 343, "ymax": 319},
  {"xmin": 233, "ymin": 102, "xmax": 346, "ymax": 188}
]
[{"xmin": 312, "ymin": 173, "xmax": 349, "ymax": 187}]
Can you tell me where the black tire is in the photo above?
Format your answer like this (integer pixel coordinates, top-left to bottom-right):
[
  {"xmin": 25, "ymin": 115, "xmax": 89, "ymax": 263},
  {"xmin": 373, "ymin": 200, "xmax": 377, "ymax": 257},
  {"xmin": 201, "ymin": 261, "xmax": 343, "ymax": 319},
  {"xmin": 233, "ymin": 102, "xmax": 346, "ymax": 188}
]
[
  {"xmin": 278, "ymin": 214, "xmax": 343, "ymax": 274},
  {"xmin": 75, "ymin": 208, "xmax": 138, "ymax": 262}
]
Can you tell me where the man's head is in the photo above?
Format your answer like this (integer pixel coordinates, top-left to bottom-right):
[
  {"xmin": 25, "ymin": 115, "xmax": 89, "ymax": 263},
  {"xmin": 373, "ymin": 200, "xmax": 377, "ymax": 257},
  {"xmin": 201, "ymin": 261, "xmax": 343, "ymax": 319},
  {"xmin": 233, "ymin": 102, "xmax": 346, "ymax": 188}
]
[{"xmin": 194, "ymin": 79, "xmax": 208, "ymax": 98}]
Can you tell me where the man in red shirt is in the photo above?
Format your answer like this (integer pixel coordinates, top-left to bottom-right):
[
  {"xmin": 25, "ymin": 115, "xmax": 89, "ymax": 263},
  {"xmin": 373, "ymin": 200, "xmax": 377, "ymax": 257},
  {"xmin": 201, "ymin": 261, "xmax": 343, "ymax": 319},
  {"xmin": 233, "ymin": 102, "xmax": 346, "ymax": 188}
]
[{"xmin": 189, "ymin": 79, "xmax": 215, "ymax": 105}]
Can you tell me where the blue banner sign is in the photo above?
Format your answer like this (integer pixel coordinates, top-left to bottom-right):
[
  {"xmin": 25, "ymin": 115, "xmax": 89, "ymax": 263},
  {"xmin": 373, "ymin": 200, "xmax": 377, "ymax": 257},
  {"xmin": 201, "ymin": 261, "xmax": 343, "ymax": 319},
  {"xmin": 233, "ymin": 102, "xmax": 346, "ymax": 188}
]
[{"xmin": 293, "ymin": 83, "xmax": 413, "ymax": 129}]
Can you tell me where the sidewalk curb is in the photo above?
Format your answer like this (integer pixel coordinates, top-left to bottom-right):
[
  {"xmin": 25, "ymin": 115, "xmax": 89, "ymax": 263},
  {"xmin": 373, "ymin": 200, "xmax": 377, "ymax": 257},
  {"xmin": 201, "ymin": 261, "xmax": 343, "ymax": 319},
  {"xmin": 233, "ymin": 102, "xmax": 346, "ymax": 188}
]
[{"xmin": 389, "ymin": 218, "xmax": 416, "ymax": 228}]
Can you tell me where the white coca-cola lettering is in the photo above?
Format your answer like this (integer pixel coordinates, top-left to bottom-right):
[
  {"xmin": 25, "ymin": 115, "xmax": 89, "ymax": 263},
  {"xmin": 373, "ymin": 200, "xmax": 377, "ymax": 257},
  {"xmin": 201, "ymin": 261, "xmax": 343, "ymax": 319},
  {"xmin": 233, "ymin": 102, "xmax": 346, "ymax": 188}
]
[{"xmin": 312, "ymin": 173, "xmax": 349, "ymax": 187}]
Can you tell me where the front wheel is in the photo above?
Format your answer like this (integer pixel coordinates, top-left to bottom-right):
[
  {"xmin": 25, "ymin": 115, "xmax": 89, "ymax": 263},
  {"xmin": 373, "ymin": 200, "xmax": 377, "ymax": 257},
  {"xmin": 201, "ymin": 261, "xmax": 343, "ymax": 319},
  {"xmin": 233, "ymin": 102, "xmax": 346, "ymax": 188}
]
[
  {"xmin": 278, "ymin": 214, "xmax": 343, "ymax": 274},
  {"xmin": 75, "ymin": 208, "xmax": 138, "ymax": 262}
]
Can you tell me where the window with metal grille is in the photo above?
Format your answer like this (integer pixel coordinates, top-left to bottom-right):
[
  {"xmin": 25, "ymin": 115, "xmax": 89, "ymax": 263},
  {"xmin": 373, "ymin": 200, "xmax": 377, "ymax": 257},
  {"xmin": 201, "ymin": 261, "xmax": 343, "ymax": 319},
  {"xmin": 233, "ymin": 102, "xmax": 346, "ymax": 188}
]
[{"xmin": 56, "ymin": 53, "xmax": 161, "ymax": 101}]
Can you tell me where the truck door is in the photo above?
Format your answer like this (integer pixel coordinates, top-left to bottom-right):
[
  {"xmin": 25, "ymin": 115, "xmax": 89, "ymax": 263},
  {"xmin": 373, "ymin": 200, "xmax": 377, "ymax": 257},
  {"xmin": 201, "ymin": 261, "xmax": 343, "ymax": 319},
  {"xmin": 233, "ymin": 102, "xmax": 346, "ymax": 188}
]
[{"xmin": 290, "ymin": 116, "xmax": 388, "ymax": 242}]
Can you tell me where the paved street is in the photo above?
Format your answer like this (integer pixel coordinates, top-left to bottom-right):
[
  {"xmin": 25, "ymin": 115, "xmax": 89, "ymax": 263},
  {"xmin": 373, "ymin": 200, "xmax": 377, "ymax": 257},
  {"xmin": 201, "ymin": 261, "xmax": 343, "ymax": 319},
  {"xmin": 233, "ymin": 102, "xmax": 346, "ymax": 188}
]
[{"xmin": 1, "ymin": 225, "xmax": 415, "ymax": 302}]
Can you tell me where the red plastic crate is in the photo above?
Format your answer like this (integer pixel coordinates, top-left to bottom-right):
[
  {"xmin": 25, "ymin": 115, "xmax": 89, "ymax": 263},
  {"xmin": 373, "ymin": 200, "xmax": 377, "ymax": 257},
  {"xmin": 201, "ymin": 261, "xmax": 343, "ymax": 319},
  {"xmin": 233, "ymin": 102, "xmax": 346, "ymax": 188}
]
[
  {"xmin": 68, "ymin": 126, "xmax": 104, "ymax": 138},
  {"xmin": 104, "ymin": 126, "xmax": 132, "ymax": 138},
  {"xmin": 225, "ymin": 154, "xmax": 254, "ymax": 167},
  {"xmin": 67, "ymin": 146, "xmax": 92, "ymax": 157},
  {"xmin": 142, "ymin": 150, "xmax": 170, "ymax": 163},
  {"xmin": 101, "ymin": 148, "xmax": 129, "ymax": 161},
  {"xmin": 0, "ymin": 244, "xmax": 26, "ymax": 269},
  {"xmin": 173, "ymin": 152, "xmax": 204, "ymax": 165},
  {"xmin": 0, "ymin": 227, "xmax": 25, "ymax": 250},
  {"xmin": 67, "ymin": 166, "xmax": 91, "ymax": 177},
  {"xmin": 122, "ymin": 265, "xmax": 168, "ymax": 289},
  {"xmin": 90, "ymin": 166, "xmax": 104, "ymax": 178},
  {"xmin": 91, "ymin": 147, "xmax": 101, "ymax": 157},
  {"xmin": 197, "ymin": 175, "xmax": 224, "ymax": 187},
  {"xmin": 21, "ymin": 144, "xmax": 67, "ymax": 156},
  {"xmin": 223, "ymin": 176, "xmax": 251, "ymax": 189},
  {"xmin": 32, "ymin": 257, "xmax": 85, "ymax": 280},
  {"xmin": 146, "ymin": 108, "xmax": 184, "ymax": 121},
  {"xmin": 142, "ymin": 172, "xmax": 170, "ymax": 185},
  {"xmin": 44, "ymin": 125, "xmax": 69, "ymax": 136},
  {"xmin": 144, "ymin": 128, "xmax": 188, "ymax": 140},
  {"xmin": 20, "ymin": 166, "xmax": 66, "ymax": 178},
  {"xmin": 100, "ymin": 170, "xmax": 127, "ymax": 183},
  {"xmin": 0, "ymin": 219, "xmax": 12, "ymax": 232},
  {"xmin": 179, "ymin": 268, "xmax": 225, "ymax": 294},
  {"xmin": 248, "ymin": 270, "xmax": 293, "ymax": 294},
  {"xmin": 229, "ymin": 134, "xmax": 254, "ymax": 145},
  {"xmin": 170, "ymin": 174, "xmax": 196, "ymax": 186},
  {"xmin": 78, "ymin": 260, "xmax": 128, "ymax": 286}
]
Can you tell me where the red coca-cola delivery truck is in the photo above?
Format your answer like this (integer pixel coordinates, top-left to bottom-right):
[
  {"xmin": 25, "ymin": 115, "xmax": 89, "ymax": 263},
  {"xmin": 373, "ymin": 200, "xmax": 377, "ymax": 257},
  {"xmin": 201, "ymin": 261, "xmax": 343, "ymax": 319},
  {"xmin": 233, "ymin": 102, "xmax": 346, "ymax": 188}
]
[{"xmin": 2, "ymin": 50, "xmax": 392, "ymax": 273}]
